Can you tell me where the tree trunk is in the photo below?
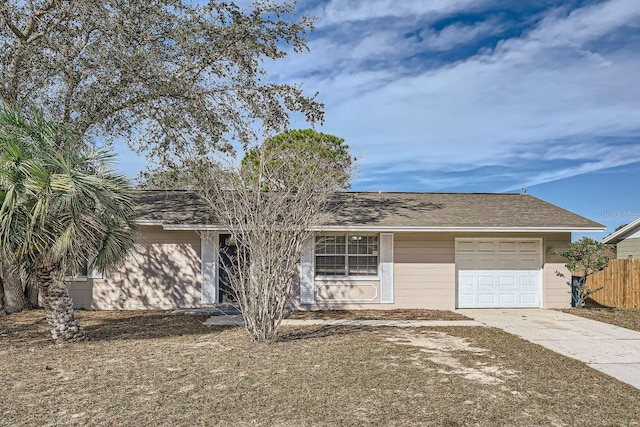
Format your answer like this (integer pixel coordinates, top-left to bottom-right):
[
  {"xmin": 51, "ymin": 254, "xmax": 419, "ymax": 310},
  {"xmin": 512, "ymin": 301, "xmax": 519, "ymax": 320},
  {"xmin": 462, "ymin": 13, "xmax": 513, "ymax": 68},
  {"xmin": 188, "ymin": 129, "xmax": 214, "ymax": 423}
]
[
  {"xmin": 0, "ymin": 277, "xmax": 4, "ymax": 313},
  {"xmin": 1, "ymin": 270, "xmax": 31, "ymax": 314},
  {"xmin": 37, "ymin": 263, "xmax": 87, "ymax": 343},
  {"xmin": 26, "ymin": 279, "xmax": 40, "ymax": 308}
]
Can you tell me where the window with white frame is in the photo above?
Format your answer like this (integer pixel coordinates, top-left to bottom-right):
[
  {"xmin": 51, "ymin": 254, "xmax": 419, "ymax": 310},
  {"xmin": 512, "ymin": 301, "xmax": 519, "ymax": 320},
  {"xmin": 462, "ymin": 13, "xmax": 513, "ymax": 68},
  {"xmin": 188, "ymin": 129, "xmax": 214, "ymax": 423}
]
[
  {"xmin": 315, "ymin": 234, "xmax": 379, "ymax": 277},
  {"xmin": 64, "ymin": 262, "xmax": 103, "ymax": 281}
]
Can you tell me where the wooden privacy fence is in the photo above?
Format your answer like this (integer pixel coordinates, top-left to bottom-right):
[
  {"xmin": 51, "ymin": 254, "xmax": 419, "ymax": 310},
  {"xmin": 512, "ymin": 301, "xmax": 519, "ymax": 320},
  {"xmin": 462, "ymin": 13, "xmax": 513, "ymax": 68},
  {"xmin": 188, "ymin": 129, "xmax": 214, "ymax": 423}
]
[{"xmin": 586, "ymin": 259, "xmax": 640, "ymax": 309}]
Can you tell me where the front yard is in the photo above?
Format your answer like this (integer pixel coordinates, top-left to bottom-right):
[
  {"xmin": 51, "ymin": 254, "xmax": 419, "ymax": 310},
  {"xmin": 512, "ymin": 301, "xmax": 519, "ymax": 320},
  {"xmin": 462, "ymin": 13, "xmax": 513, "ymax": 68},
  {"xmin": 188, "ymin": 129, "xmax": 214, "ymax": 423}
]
[
  {"xmin": 1, "ymin": 310, "xmax": 639, "ymax": 426},
  {"xmin": 561, "ymin": 307, "xmax": 640, "ymax": 332}
]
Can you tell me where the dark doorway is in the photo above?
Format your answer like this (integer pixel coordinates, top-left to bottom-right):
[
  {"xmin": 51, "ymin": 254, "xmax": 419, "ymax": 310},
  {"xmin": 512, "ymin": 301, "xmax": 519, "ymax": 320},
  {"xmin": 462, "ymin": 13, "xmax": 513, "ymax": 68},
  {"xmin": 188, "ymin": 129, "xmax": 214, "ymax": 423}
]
[{"xmin": 218, "ymin": 234, "xmax": 238, "ymax": 303}]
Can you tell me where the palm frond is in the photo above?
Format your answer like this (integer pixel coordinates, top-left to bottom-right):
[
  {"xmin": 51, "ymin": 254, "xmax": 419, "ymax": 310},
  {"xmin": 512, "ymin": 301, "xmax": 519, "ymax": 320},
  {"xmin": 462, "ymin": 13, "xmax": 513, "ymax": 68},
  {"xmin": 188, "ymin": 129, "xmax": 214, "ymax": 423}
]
[{"xmin": 0, "ymin": 105, "xmax": 137, "ymax": 275}]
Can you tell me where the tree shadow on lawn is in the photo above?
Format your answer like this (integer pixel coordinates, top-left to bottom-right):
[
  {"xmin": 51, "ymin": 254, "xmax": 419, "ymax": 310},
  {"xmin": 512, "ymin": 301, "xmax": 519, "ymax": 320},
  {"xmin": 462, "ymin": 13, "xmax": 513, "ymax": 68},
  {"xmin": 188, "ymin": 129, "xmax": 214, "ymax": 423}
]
[
  {"xmin": 0, "ymin": 309, "xmax": 236, "ymax": 347},
  {"xmin": 2, "ymin": 310, "xmax": 384, "ymax": 347},
  {"xmin": 583, "ymin": 297, "xmax": 615, "ymax": 309},
  {"xmin": 277, "ymin": 324, "xmax": 376, "ymax": 342},
  {"xmin": 0, "ymin": 310, "xmax": 51, "ymax": 347}
]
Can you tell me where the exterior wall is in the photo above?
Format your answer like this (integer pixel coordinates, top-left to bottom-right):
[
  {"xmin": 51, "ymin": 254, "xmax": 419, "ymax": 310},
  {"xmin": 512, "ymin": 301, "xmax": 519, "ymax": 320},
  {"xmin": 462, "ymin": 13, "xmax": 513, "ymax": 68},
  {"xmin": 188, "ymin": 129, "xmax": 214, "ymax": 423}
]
[
  {"xmin": 542, "ymin": 233, "xmax": 572, "ymax": 309},
  {"xmin": 67, "ymin": 227, "xmax": 573, "ymax": 311},
  {"xmin": 297, "ymin": 231, "xmax": 572, "ymax": 310},
  {"xmin": 393, "ymin": 233, "xmax": 456, "ymax": 309},
  {"xmin": 67, "ymin": 226, "xmax": 203, "ymax": 310},
  {"xmin": 617, "ymin": 237, "xmax": 640, "ymax": 259}
]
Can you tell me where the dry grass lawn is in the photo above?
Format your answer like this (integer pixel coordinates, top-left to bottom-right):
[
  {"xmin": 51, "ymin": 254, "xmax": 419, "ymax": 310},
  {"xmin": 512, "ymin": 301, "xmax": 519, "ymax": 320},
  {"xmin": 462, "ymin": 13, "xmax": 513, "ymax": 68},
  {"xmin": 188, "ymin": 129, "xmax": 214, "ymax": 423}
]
[
  {"xmin": 561, "ymin": 307, "xmax": 640, "ymax": 332},
  {"xmin": 288, "ymin": 309, "xmax": 469, "ymax": 321},
  {"xmin": 1, "ymin": 310, "xmax": 639, "ymax": 426}
]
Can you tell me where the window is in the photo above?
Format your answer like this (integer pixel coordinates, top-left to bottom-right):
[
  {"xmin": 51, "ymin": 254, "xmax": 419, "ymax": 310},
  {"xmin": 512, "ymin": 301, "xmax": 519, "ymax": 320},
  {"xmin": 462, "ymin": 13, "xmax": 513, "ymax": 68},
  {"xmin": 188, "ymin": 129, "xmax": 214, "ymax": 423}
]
[
  {"xmin": 315, "ymin": 234, "xmax": 379, "ymax": 277},
  {"xmin": 64, "ymin": 262, "xmax": 103, "ymax": 281}
]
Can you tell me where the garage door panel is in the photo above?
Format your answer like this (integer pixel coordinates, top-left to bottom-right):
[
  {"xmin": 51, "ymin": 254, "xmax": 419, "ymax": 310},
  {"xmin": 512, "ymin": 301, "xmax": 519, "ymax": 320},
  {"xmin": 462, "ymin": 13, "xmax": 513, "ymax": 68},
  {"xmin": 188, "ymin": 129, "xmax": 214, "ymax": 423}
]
[
  {"xmin": 458, "ymin": 275, "xmax": 474, "ymax": 286},
  {"xmin": 478, "ymin": 293, "xmax": 497, "ymax": 304},
  {"xmin": 498, "ymin": 293, "xmax": 516, "ymax": 304},
  {"xmin": 456, "ymin": 257, "xmax": 476, "ymax": 269},
  {"xmin": 458, "ymin": 294, "xmax": 475, "ymax": 305},
  {"xmin": 457, "ymin": 241, "xmax": 474, "ymax": 252},
  {"xmin": 478, "ymin": 241, "xmax": 496, "ymax": 252},
  {"xmin": 519, "ymin": 241, "xmax": 538, "ymax": 252},
  {"xmin": 519, "ymin": 257, "xmax": 541, "ymax": 269},
  {"xmin": 498, "ymin": 258, "xmax": 520, "ymax": 269},
  {"xmin": 519, "ymin": 276, "xmax": 537, "ymax": 287},
  {"xmin": 478, "ymin": 275, "xmax": 495, "ymax": 287},
  {"xmin": 520, "ymin": 293, "xmax": 538, "ymax": 304},
  {"xmin": 498, "ymin": 242, "xmax": 516, "ymax": 252},
  {"xmin": 476, "ymin": 256, "xmax": 497, "ymax": 268},
  {"xmin": 499, "ymin": 276, "xmax": 516, "ymax": 286}
]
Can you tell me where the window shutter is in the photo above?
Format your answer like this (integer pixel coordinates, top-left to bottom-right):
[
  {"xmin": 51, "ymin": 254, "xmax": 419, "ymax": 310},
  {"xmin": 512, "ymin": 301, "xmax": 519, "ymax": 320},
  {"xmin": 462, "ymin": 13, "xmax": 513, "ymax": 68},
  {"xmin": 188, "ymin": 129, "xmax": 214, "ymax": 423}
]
[
  {"xmin": 299, "ymin": 236, "xmax": 315, "ymax": 305},
  {"xmin": 380, "ymin": 233, "xmax": 394, "ymax": 304},
  {"xmin": 201, "ymin": 231, "xmax": 217, "ymax": 304}
]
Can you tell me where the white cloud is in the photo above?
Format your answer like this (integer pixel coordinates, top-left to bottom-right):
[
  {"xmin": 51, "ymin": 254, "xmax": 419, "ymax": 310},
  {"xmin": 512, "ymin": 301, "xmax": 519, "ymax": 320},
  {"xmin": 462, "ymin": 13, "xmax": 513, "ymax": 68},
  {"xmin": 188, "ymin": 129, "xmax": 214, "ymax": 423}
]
[
  {"xmin": 422, "ymin": 19, "xmax": 504, "ymax": 51},
  {"xmin": 289, "ymin": 0, "xmax": 640, "ymax": 191},
  {"xmin": 515, "ymin": 145, "xmax": 640, "ymax": 190},
  {"xmin": 268, "ymin": 30, "xmax": 410, "ymax": 82},
  {"xmin": 529, "ymin": 0, "xmax": 640, "ymax": 47},
  {"xmin": 314, "ymin": 0, "xmax": 482, "ymax": 27},
  {"xmin": 269, "ymin": 20, "xmax": 504, "ymax": 105}
]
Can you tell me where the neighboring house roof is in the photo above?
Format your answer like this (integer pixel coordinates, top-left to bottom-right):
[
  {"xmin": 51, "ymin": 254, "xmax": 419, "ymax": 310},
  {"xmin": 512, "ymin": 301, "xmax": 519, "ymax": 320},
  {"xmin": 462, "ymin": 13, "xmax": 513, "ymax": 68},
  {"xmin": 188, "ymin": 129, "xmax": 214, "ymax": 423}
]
[
  {"xmin": 602, "ymin": 217, "xmax": 640, "ymax": 244},
  {"xmin": 134, "ymin": 190, "xmax": 604, "ymax": 232}
]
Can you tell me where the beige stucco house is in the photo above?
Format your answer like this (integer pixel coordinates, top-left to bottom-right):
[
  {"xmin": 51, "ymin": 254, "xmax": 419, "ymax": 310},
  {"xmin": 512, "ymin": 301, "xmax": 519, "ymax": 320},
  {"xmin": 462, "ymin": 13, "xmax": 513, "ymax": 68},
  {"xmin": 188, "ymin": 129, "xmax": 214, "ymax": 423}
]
[
  {"xmin": 602, "ymin": 217, "xmax": 640, "ymax": 259},
  {"xmin": 68, "ymin": 191, "xmax": 604, "ymax": 311}
]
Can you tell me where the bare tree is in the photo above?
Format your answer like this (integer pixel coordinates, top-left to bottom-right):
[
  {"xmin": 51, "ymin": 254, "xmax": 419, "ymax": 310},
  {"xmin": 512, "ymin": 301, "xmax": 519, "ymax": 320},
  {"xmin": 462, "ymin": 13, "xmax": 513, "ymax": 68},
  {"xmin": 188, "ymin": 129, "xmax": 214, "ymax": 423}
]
[{"xmin": 198, "ymin": 139, "xmax": 352, "ymax": 341}]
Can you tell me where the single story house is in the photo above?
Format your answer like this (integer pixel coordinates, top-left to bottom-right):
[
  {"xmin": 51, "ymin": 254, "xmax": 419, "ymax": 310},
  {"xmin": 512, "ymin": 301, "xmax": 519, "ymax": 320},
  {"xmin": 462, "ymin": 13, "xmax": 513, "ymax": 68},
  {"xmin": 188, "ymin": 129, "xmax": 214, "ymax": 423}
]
[
  {"xmin": 601, "ymin": 217, "xmax": 640, "ymax": 259},
  {"xmin": 67, "ymin": 191, "xmax": 604, "ymax": 310}
]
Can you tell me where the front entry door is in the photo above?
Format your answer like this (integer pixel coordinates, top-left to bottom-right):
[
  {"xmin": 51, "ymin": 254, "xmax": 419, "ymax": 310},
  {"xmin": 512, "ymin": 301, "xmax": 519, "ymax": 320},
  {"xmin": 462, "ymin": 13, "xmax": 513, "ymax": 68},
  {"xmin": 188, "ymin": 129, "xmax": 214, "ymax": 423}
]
[{"xmin": 218, "ymin": 234, "xmax": 237, "ymax": 303}]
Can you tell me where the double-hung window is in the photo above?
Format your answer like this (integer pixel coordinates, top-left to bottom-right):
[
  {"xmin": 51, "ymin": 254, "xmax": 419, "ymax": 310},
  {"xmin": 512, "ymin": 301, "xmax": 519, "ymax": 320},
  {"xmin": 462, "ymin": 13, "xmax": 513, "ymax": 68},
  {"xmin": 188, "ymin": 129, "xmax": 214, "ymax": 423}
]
[
  {"xmin": 315, "ymin": 234, "xmax": 379, "ymax": 277},
  {"xmin": 64, "ymin": 262, "xmax": 103, "ymax": 281}
]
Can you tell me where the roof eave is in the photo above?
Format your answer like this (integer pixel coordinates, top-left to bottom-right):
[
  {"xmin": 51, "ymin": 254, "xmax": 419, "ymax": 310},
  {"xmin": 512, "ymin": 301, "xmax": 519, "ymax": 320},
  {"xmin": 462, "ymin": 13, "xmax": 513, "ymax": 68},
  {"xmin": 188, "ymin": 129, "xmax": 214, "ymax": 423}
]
[
  {"xmin": 140, "ymin": 222, "xmax": 605, "ymax": 233},
  {"xmin": 601, "ymin": 217, "xmax": 640, "ymax": 244},
  {"xmin": 312, "ymin": 226, "xmax": 605, "ymax": 233}
]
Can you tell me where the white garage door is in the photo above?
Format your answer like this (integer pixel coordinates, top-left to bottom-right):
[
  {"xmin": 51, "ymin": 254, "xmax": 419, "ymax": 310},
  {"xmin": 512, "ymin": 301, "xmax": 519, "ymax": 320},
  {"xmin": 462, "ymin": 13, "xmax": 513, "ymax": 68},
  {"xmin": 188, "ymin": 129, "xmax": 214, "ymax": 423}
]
[{"xmin": 456, "ymin": 239, "xmax": 542, "ymax": 308}]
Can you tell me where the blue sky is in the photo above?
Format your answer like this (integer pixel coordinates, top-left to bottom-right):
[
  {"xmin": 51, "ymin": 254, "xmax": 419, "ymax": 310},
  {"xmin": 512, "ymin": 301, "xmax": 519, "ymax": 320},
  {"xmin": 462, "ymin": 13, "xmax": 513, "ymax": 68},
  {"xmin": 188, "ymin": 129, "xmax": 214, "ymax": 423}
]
[{"xmin": 115, "ymin": 0, "xmax": 640, "ymax": 238}]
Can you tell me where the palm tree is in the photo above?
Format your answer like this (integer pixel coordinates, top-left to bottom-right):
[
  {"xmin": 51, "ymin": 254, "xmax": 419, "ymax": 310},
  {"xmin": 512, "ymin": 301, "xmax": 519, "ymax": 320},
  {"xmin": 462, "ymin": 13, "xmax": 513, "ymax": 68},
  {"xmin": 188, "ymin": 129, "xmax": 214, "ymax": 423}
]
[{"xmin": 0, "ymin": 106, "xmax": 137, "ymax": 343}]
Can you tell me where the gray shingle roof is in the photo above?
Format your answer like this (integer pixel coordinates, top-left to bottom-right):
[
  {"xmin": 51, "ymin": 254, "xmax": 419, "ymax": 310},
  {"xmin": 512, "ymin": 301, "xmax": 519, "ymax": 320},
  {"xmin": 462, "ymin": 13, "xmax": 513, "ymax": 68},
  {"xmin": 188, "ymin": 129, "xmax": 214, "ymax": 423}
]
[
  {"xmin": 134, "ymin": 190, "xmax": 604, "ymax": 230},
  {"xmin": 135, "ymin": 190, "xmax": 214, "ymax": 225}
]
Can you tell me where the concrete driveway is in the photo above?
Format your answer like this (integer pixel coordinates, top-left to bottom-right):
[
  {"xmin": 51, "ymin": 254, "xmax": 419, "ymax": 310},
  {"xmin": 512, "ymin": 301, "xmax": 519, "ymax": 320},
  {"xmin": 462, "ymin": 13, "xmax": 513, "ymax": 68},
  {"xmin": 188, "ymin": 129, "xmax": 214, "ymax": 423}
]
[{"xmin": 458, "ymin": 309, "xmax": 640, "ymax": 390}]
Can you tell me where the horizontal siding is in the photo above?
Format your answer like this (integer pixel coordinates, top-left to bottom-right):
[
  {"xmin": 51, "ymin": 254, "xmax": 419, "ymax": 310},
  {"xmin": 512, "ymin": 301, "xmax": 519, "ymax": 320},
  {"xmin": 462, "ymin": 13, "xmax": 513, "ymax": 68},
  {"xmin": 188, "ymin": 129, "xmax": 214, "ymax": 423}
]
[
  {"xmin": 68, "ymin": 227, "xmax": 203, "ymax": 310},
  {"xmin": 541, "ymin": 233, "xmax": 572, "ymax": 308},
  {"xmin": 618, "ymin": 238, "xmax": 640, "ymax": 259},
  {"xmin": 544, "ymin": 233, "xmax": 571, "ymax": 264},
  {"xmin": 543, "ymin": 263, "xmax": 571, "ymax": 308},
  {"xmin": 393, "ymin": 252, "xmax": 454, "ymax": 264},
  {"xmin": 394, "ymin": 233, "xmax": 456, "ymax": 309}
]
